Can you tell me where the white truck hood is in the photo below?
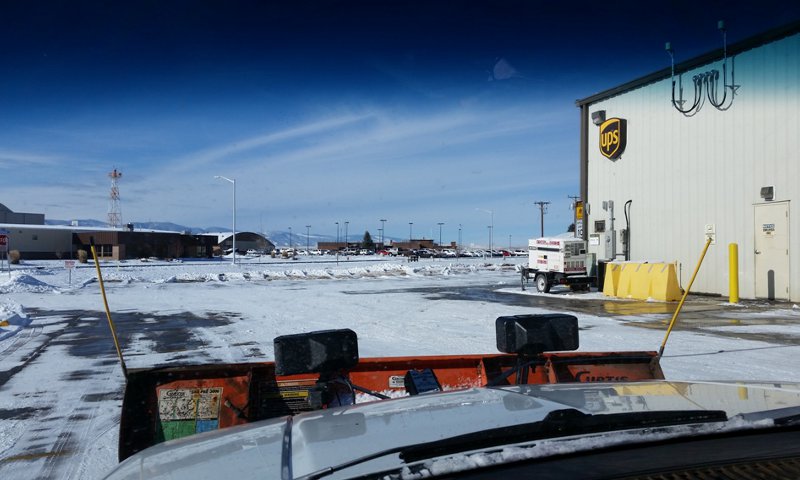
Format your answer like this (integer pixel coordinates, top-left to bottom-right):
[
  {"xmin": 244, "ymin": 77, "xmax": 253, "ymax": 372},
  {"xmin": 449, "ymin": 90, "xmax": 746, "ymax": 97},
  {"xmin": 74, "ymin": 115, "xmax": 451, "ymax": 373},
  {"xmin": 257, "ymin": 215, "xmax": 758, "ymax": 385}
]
[{"xmin": 104, "ymin": 380, "xmax": 800, "ymax": 479}]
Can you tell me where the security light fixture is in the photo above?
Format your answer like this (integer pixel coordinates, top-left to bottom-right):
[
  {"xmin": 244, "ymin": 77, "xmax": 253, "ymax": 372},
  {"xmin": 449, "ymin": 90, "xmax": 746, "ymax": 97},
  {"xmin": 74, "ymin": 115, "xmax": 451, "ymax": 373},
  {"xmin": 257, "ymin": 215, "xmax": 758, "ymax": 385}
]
[
  {"xmin": 760, "ymin": 186, "xmax": 774, "ymax": 201},
  {"xmin": 591, "ymin": 110, "xmax": 606, "ymax": 126}
]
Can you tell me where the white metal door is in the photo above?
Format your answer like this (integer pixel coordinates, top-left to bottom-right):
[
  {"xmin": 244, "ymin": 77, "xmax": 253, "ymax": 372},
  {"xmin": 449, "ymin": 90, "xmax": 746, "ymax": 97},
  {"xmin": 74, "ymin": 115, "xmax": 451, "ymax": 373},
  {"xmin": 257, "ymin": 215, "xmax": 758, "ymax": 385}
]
[{"xmin": 754, "ymin": 202, "xmax": 790, "ymax": 300}]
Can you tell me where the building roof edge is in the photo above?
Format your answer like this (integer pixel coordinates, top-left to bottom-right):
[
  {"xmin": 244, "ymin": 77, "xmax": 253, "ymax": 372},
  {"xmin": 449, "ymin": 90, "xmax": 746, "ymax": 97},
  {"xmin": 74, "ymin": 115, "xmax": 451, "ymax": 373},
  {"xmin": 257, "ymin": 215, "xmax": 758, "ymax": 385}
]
[{"xmin": 576, "ymin": 19, "xmax": 800, "ymax": 107}]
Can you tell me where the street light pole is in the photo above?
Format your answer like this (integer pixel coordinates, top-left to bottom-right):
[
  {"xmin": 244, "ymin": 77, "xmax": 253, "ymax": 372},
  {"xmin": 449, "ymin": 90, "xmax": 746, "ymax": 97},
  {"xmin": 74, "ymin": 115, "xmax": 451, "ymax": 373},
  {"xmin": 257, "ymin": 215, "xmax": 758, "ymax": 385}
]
[
  {"xmin": 344, "ymin": 221, "xmax": 349, "ymax": 252},
  {"xmin": 214, "ymin": 175, "xmax": 236, "ymax": 265},
  {"xmin": 437, "ymin": 222, "xmax": 444, "ymax": 247},
  {"xmin": 288, "ymin": 227, "xmax": 292, "ymax": 250},
  {"xmin": 306, "ymin": 225, "xmax": 311, "ymax": 252},
  {"xmin": 380, "ymin": 218, "xmax": 387, "ymax": 247},
  {"xmin": 458, "ymin": 224, "xmax": 462, "ymax": 254},
  {"xmin": 476, "ymin": 209, "xmax": 493, "ymax": 258},
  {"xmin": 409, "ymin": 222, "xmax": 413, "ymax": 243},
  {"xmin": 335, "ymin": 222, "xmax": 340, "ymax": 263}
]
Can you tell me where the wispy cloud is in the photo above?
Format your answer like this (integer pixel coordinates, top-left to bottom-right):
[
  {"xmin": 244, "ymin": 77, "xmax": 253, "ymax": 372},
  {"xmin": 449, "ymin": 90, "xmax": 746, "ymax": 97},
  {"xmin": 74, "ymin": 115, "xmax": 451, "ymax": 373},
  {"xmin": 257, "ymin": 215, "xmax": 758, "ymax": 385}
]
[
  {"xmin": 169, "ymin": 113, "xmax": 377, "ymax": 170},
  {"xmin": 0, "ymin": 150, "xmax": 62, "ymax": 167}
]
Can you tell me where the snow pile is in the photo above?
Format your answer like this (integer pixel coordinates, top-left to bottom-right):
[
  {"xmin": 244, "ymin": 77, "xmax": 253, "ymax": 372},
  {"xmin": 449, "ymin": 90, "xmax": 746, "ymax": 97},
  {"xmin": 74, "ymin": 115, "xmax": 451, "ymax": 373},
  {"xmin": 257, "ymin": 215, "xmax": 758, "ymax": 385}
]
[
  {"xmin": 101, "ymin": 272, "xmax": 146, "ymax": 284},
  {"xmin": 0, "ymin": 272, "xmax": 59, "ymax": 294},
  {"xmin": 0, "ymin": 301, "xmax": 31, "ymax": 341},
  {"xmin": 92, "ymin": 262, "xmax": 500, "ymax": 284},
  {"xmin": 0, "ymin": 258, "xmax": 525, "ymax": 294}
]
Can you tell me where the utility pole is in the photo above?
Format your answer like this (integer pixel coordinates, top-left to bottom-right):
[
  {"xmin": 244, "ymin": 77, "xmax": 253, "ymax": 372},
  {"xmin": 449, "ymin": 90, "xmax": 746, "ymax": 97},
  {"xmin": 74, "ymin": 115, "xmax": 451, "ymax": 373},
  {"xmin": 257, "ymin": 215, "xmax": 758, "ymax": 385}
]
[
  {"xmin": 568, "ymin": 195, "xmax": 581, "ymax": 238},
  {"xmin": 534, "ymin": 201, "xmax": 550, "ymax": 238}
]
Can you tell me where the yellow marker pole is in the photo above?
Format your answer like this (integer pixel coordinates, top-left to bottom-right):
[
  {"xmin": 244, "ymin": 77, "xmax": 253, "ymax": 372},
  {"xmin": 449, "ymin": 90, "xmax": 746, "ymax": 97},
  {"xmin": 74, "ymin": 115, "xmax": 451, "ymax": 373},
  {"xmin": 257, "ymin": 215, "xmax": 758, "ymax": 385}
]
[
  {"xmin": 729, "ymin": 243, "xmax": 739, "ymax": 304},
  {"xmin": 658, "ymin": 237, "xmax": 713, "ymax": 358},
  {"xmin": 90, "ymin": 240, "xmax": 128, "ymax": 379}
]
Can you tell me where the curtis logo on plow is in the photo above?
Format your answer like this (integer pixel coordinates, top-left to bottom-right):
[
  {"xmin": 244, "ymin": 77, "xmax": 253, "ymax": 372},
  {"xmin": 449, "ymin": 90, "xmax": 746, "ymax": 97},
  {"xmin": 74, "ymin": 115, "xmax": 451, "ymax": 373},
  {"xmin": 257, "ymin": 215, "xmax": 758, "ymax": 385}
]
[{"xmin": 599, "ymin": 117, "xmax": 627, "ymax": 159}]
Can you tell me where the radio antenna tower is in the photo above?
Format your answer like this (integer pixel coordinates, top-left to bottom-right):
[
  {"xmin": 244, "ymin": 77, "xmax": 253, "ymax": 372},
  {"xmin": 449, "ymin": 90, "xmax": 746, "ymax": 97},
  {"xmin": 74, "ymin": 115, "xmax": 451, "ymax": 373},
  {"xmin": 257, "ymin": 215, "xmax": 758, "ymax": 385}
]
[{"xmin": 107, "ymin": 168, "xmax": 123, "ymax": 228}]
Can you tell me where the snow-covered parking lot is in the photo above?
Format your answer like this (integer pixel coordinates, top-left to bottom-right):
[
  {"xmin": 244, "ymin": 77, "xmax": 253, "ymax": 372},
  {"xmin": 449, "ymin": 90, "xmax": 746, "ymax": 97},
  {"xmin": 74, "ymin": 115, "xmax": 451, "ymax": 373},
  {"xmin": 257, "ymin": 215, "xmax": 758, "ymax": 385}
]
[{"xmin": 1, "ymin": 256, "xmax": 799, "ymax": 479}]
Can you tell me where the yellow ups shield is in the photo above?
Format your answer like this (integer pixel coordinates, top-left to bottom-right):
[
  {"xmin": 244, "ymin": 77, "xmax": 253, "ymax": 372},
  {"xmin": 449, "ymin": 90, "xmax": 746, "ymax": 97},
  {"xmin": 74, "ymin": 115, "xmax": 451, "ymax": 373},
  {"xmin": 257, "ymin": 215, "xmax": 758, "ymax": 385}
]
[{"xmin": 599, "ymin": 117, "xmax": 627, "ymax": 159}]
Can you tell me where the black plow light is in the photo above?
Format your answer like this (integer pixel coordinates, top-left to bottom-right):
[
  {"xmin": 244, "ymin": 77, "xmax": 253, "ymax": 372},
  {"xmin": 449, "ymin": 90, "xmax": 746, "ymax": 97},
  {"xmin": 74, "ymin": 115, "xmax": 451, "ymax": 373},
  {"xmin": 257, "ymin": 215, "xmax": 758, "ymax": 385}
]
[
  {"xmin": 496, "ymin": 314, "xmax": 579, "ymax": 357},
  {"xmin": 274, "ymin": 329, "xmax": 359, "ymax": 376}
]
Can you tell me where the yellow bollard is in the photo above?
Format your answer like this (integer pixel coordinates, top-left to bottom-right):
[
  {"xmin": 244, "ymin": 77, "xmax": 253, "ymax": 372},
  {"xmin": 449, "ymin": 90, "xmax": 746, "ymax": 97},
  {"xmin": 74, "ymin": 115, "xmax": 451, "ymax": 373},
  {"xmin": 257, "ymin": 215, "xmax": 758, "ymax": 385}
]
[{"xmin": 729, "ymin": 243, "xmax": 739, "ymax": 304}]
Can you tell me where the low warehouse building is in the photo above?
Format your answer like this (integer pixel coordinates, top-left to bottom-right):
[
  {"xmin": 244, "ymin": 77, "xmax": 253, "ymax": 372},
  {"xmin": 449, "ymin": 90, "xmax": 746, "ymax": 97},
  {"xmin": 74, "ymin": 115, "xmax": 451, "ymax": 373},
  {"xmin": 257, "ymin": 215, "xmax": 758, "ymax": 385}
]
[{"xmin": 577, "ymin": 21, "xmax": 799, "ymax": 301}]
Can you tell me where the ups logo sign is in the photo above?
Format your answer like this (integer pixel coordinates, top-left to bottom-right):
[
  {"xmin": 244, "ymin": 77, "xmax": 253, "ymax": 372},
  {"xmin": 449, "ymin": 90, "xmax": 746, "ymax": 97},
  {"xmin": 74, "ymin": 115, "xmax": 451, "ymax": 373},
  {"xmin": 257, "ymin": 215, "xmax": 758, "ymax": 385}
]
[{"xmin": 599, "ymin": 118, "xmax": 627, "ymax": 159}]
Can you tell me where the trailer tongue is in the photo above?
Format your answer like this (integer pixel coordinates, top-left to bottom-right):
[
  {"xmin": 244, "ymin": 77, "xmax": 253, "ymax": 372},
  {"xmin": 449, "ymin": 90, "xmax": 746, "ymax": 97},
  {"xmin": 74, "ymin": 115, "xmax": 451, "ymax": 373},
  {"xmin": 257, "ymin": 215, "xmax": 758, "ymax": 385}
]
[{"xmin": 118, "ymin": 314, "xmax": 663, "ymax": 461}]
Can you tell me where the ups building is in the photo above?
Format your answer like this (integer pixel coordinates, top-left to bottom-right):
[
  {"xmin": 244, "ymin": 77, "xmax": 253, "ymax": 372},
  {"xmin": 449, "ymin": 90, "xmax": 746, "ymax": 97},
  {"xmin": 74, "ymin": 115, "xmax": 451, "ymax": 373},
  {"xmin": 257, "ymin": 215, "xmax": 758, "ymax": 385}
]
[{"xmin": 577, "ymin": 21, "xmax": 799, "ymax": 301}]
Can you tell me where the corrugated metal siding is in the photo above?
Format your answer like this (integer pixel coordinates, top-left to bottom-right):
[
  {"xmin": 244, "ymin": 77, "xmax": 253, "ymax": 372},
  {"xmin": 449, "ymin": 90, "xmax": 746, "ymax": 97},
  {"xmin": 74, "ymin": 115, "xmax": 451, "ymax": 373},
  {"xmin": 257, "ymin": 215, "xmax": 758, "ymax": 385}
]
[{"xmin": 586, "ymin": 33, "xmax": 799, "ymax": 300}]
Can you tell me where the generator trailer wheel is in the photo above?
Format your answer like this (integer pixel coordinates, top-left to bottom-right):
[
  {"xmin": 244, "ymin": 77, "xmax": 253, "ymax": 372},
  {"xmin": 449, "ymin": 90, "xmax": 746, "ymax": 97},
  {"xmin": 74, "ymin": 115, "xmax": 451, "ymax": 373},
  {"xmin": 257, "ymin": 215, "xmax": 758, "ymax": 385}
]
[{"xmin": 535, "ymin": 273, "xmax": 551, "ymax": 293}]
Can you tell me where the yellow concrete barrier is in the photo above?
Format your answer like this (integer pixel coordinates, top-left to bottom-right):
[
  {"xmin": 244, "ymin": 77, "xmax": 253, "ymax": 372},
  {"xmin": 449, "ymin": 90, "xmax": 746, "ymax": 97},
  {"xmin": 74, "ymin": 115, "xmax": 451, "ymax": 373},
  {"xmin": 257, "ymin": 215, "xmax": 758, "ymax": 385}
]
[
  {"xmin": 603, "ymin": 262, "xmax": 682, "ymax": 302},
  {"xmin": 602, "ymin": 263, "xmax": 623, "ymax": 296}
]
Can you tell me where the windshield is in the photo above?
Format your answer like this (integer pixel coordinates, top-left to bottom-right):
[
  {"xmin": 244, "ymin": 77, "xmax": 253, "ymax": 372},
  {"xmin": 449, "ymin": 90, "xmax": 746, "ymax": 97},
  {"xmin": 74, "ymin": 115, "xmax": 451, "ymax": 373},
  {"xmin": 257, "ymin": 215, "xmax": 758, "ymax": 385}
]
[{"xmin": 1, "ymin": 3, "xmax": 800, "ymax": 480}]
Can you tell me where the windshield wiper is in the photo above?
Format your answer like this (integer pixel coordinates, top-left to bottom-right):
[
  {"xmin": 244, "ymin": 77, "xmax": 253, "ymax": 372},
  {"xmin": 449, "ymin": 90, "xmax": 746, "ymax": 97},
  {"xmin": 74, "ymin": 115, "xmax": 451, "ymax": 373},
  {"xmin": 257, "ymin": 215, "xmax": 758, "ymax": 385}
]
[
  {"xmin": 401, "ymin": 408, "xmax": 727, "ymax": 463},
  {"xmin": 297, "ymin": 408, "xmax": 726, "ymax": 480},
  {"xmin": 737, "ymin": 406, "xmax": 800, "ymax": 426}
]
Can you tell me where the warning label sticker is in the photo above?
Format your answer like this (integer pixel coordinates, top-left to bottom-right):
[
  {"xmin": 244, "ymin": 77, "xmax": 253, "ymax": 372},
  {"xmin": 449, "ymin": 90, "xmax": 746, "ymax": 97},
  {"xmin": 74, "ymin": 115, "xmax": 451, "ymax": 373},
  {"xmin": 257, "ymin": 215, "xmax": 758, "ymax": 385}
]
[
  {"xmin": 158, "ymin": 387, "xmax": 223, "ymax": 421},
  {"xmin": 388, "ymin": 375, "xmax": 405, "ymax": 388}
]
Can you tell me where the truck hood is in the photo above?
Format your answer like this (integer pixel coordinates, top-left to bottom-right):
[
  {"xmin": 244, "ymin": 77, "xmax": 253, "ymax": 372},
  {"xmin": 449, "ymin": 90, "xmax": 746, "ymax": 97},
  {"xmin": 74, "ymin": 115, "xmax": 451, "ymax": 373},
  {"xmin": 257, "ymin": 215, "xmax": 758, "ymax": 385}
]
[{"xmin": 104, "ymin": 380, "xmax": 800, "ymax": 479}]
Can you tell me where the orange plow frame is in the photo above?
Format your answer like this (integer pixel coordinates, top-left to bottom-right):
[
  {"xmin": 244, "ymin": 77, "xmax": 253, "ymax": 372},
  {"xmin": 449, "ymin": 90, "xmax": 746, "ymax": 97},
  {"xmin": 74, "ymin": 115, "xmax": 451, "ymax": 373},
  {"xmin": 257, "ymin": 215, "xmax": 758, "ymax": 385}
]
[{"xmin": 119, "ymin": 351, "xmax": 663, "ymax": 461}]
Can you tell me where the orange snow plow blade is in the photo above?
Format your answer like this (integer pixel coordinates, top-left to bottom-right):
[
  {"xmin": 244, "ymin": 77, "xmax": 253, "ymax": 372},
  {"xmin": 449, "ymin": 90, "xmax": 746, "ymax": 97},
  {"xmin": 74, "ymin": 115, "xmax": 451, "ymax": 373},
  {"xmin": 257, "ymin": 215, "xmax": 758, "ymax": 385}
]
[{"xmin": 119, "ymin": 350, "xmax": 663, "ymax": 461}]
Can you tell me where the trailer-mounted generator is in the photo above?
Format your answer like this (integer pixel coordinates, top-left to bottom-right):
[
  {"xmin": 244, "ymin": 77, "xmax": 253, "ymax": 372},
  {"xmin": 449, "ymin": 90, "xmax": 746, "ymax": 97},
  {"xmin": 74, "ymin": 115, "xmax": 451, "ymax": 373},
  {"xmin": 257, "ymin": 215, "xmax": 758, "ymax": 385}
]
[{"xmin": 520, "ymin": 237, "xmax": 593, "ymax": 293}]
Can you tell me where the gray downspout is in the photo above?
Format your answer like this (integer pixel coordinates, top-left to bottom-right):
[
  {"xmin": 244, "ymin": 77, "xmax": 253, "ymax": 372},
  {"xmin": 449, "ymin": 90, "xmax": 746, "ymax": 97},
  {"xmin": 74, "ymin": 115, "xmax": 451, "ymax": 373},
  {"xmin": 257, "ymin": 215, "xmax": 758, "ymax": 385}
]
[{"xmin": 579, "ymin": 103, "xmax": 589, "ymax": 242}]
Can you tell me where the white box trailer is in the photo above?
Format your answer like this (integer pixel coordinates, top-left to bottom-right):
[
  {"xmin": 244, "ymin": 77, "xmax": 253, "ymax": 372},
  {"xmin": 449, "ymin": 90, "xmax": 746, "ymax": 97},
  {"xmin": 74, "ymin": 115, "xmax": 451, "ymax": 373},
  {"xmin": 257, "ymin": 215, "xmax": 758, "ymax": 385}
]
[{"xmin": 520, "ymin": 237, "xmax": 593, "ymax": 293}]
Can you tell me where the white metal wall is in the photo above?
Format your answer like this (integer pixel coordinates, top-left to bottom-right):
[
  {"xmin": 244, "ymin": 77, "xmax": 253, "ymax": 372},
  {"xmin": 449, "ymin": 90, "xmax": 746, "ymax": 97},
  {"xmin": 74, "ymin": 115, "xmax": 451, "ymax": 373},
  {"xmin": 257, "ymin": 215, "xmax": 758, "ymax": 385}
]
[
  {"xmin": 585, "ymin": 33, "xmax": 799, "ymax": 301},
  {"xmin": 0, "ymin": 225, "xmax": 74, "ymax": 257}
]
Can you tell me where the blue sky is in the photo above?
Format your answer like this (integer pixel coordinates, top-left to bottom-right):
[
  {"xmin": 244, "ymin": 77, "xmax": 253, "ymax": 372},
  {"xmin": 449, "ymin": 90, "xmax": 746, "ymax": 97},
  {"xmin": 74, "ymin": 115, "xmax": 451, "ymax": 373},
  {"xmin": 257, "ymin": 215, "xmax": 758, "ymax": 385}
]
[{"xmin": 1, "ymin": 1, "xmax": 798, "ymax": 246}]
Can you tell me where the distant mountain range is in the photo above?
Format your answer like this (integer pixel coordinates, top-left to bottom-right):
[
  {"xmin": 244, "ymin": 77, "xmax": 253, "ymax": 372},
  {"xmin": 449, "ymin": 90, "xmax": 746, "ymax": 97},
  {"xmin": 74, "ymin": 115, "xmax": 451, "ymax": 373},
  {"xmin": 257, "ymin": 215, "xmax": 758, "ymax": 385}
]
[
  {"xmin": 45, "ymin": 219, "xmax": 228, "ymax": 234},
  {"xmin": 45, "ymin": 219, "xmax": 399, "ymax": 247}
]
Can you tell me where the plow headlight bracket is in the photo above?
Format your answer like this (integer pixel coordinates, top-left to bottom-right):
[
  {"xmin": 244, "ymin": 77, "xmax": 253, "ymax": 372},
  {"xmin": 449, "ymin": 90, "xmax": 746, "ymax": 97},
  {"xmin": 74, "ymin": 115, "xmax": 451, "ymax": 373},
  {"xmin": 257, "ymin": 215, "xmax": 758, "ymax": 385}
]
[
  {"xmin": 274, "ymin": 329, "xmax": 359, "ymax": 376},
  {"xmin": 496, "ymin": 314, "xmax": 579, "ymax": 356}
]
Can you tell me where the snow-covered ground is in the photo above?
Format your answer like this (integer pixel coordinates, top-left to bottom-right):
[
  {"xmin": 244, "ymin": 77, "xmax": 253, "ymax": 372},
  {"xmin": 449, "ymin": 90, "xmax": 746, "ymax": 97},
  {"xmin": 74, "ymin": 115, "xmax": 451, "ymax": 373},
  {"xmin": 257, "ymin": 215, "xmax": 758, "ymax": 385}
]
[{"xmin": 1, "ymin": 256, "xmax": 799, "ymax": 479}]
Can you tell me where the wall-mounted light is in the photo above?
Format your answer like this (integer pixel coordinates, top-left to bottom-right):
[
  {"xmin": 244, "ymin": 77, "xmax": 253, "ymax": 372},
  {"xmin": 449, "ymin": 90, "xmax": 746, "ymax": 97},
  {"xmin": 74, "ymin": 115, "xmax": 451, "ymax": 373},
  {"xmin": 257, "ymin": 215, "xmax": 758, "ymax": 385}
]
[
  {"xmin": 591, "ymin": 110, "xmax": 606, "ymax": 126},
  {"xmin": 760, "ymin": 186, "xmax": 774, "ymax": 201}
]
